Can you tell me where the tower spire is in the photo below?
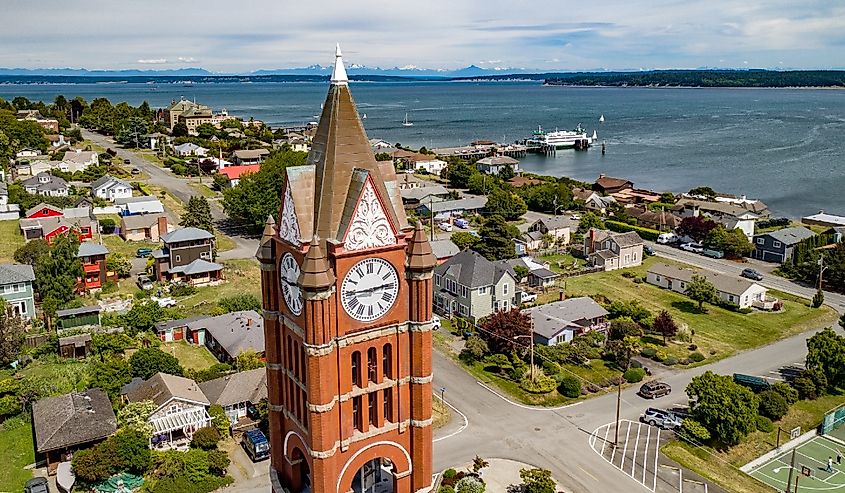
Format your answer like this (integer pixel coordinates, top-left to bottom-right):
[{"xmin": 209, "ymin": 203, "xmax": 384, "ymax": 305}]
[{"xmin": 330, "ymin": 43, "xmax": 348, "ymax": 86}]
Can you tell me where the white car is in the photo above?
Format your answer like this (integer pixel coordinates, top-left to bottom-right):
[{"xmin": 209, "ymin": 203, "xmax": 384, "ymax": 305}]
[
  {"xmin": 570, "ymin": 214, "xmax": 581, "ymax": 220},
  {"xmin": 438, "ymin": 222, "xmax": 453, "ymax": 232},
  {"xmin": 657, "ymin": 233, "xmax": 678, "ymax": 244},
  {"xmin": 520, "ymin": 292, "xmax": 538, "ymax": 304},
  {"xmin": 680, "ymin": 242, "xmax": 704, "ymax": 253},
  {"xmin": 150, "ymin": 296, "xmax": 177, "ymax": 308},
  {"xmin": 431, "ymin": 314, "xmax": 441, "ymax": 329}
]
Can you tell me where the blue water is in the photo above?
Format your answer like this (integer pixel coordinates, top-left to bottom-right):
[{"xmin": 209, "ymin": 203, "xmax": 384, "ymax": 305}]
[{"xmin": 3, "ymin": 81, "xmax": 844, "ymax": 217}]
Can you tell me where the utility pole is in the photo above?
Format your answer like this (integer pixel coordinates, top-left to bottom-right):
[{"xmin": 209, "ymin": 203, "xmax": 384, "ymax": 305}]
[
  {"xmin": 786, "ymin": 448, "xmax": 797, "ymax": 493},
  {"xmin": 818, "ymin": 253, "xmax": 827, "ymax": 290},
  {"xmin": 429, "ymin": 197, "xmax": 434, "ymax": 242},
  {"xmin": 614, "ymin": 377, "xmax": 622, "ymax": 449}
]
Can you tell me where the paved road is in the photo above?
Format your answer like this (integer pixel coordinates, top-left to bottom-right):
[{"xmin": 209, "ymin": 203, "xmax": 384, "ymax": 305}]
[{"xmin": 81, "ymin": 130, "xmax": 259, "ymax": 260}]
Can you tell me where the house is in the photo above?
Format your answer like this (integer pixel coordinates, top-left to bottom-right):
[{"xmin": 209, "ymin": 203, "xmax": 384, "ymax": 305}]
[
  {"xmin": 164, "ymin": 97, "xmax": 212, "ymax": 130},
  {"xmin": 23, "ymin": 173, "xmax": 68, "ymax": 197},
  {"xmin": 408, "ymin": 155, "xmax": 447, "ymax": 175},
  {"xmin": 19, "ymin": 213, "xmax": 97, "ymax": 244},
  {"xmin": 91, "ymin": 175, "xmax": 132, "ymax": 202},
  {"xmin": 633, "ymin": 209, "xmax": 683, "ymax": 232},
  {"xmin": 25, "ymin": 202, "xmax": 64, "ymax": 219},
  {"xmin": 58, "ymin": 333, "xmax": 92, "ymax": 359},
  {"xmin": 611, "ymin": 188, "xmax": 662, "ymax": 205},
  {"xmin": 61, "ymin": 150, "xmax": 99, "ymax": 171},
  {"xmin": 55, "ymin": 306, "xmax": 101, "ymax": 331},
  {"xmin": 527, "ymin": 268, "xmax": 560, "ymax": 288},
  {"xmin": 115, "ymin": 196, "xmax": 165, "ymax": 216},
  {"xmin": 152, "ymin": 227, "xmax": 223, "ymax": 286},
  {"xmin": 583, "ymin": 228, "xmax": 644, "ymax": 271},
  {"xmin": 508, "ymin": 176, "xmax": 544, "ymax": 188},
  {"xmin": 594, "ymin": 174, "xmax": 633, "ymax": 195},
  {"xmin": 520, "ymin": 230, "xmax": 545, "ymax": 251},
  {"xmin": 496, "ymin": 257, "xmax": 559, "ymax": 288},
  {"xmin": 46, "ymin": 134, "xmax": 69, "ymax": 148},
  {"xmin": 476, "ymin": 156, "xmax": 519, "ymax": 175},
  {"xmin": 231, "ymin": 148, "xmax": 269, "ymax": 165},
  {"xmin": 32, "ymin": 389, "xmax": 117, "ymax": 474},
  {"xmin": 825, "ymin": 226, "xmax": 845, "ymax": 243},
  {"xmin": 199, "ymin": 368, "xmax": 268, "ymax": 427},
  {"xmin": 433, "ymin": 250, "xmax": 517, "ymax": 322},
  {"xmin": 145, "ymin": 133, "xmax": 168, "ymax": 150},
  {"xmin": 17, "ymin": 109, "xmax": 60, "ymax": 133},
  {"xmin": 125, "ymin": 372, "xmax": 212, "ymax": 449},
  {"xmin": 429, "ymin": 239, "xmax": 459, "ymax": 265},
  {"xmin": 188, "ymin": 310, "xmax": 265, "ymax": 363},
  {"xmin": 173, "ymin": 143, "xmax": 208, "ymax": 157},
  {"xmin": 673, "ymin": 198, "xmax": 759, "ymax": 240},
  {"xmin": 154, "ymin": 316, "xmax": 205, "ymax": 342},
  {"xmin": 400, "ymin": 184, "xmax": 451, "ymax": 208},
  {"xmin": 369, "ymin": 139, "xmax": 393, "ymax": 150},
  {"xmin": 528, "ymin": 216, "xmax": 573, "ymax": 245},
  {"xmin": 121, "ymin": 213, "xmax": 169, "ymax": 241},
  {"xmin": 77, "ymin": 242, "xmax": 116, "ymax": 292},
  {"xmin": 16, "ymin": 148, "xmax": 40, "ymax": 159},
  {"xmin": 416, "ymin": 196, "xmax": 487, "ymax": 218},
  {"xmin": 526, "ymin": 296, "xmax": 610, "ymax": 345},
  {"xmin": 647, "ymin": 262, "xmax": 775, "ymax": 310},
  {"xmin": 15, "ymin": 159, "xmax": 61, "ymax": 177},
  {"xmin": 0, "ymin": 183, "xmax": 19, "ymax": 221},
  {"xmin": 682, "ymin": 192, "xmax": 771, "ymax": 219},
  {"xmin": 802, "ymin": 212, "xmax": 845, "ymax": 229},
  {"xmin": 573, "ymin": 187, "xmax": 617, "ymax": 214},
  {"xmin": 0, "ymin": 264, "xmax": 36, "ymax": 319},
  {"xmin": 218, "ymin": 165, "xmax": 261, "ymax": 187},
  {"xmin": 750, "ymin": 226, "xmax": 816, "ymax": 263}
]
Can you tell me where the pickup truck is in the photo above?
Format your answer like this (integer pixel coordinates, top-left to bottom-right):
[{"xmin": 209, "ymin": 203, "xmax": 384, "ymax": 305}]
[{"xmin": 520, "ymin": 292, "xmax": 538, "ymax": 304}]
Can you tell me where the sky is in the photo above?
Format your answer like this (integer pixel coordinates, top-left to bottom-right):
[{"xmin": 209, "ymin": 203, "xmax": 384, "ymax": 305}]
[{"xmin": 3, "ymin": 0, "xmax": 845, "ymax": 72}]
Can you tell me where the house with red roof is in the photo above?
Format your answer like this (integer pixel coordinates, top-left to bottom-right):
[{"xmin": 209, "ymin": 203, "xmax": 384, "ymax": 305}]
[{"xmin": 218, "ymin": 165, "xmax": 260, "ymax": 186}]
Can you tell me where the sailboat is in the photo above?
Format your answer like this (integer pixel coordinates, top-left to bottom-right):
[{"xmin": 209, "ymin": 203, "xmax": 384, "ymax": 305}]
[
  {"xmin": 362, "ymin": 113, "xmax": 367, "ymax": 119},
  {"xmin": 599, "ymin": 114, "xmax": 605, "ymax": 123},
  {"xmin": 402, "ymin": 112, "xmax": 413, "ymax": 127}
]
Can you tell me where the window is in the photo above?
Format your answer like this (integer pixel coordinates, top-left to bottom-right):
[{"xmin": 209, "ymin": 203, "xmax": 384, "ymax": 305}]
[
  {"xmin": 434, "ymin": 274, "xmax": 441, "ymax": 287},
  {"xmin": 382, "ymin": 344, "xmax": 393, "ymax": 380},
  {"xmin": 773, "ymin": 241, "xmax": 782, "ymax": 248},
  {"xmin": 502, "ymin": 300, "xmax": 509, "ymax": 311},
  {"xmin": 459, "ymin": 304, "xmax": 468, "ymax": 316},
  {"xmin": 367, "ymin": 347, "xmax": 377, "ymax": 383},
  {"xmin": 655, "ymin": 276, "xmax": 661, "ymax": 282},
  {"xmin": 680, "ymin": 282, "xmax": 686, "ymax": 289},
  {"xmin": 503, "ymin": 283, "xmax": 509, "ymax": 296},
  {"xmin": 14, "ymin": 301, "xmax": 26, "ymax": 316},
  {"xmin": 300, "ymin": 346, "xmax": 306, "ymax": 385},
  {"xmin": 200, "ymin": 251, "xmax": 210, "ymax": 259},
  {"xmin": 351, "ymin": 351, "xmax": 361, "ymax": 387},
  {"xmin": 460, "ymin": 285, "xmax": 468, "ymax": 298},
  {"xmin": 352, "ymin": 396, "xmax": 363, "ymax": 432},
  {"xmin": 756, "ymin": 238, "xmax": 764, "ymax": 245},
  {"xmin": 368, "ymin": 393, "xmax": 377, "ymax": 426},
  {"xmin": 478, "ymin": 286, "xmax": 487, "ymax": 295},
  {"xmin": 175, "ymin": 255, "xmax": 181, "ymax": 262},
  {"xmin": 383, "ymin": 388, "xmax": 393, "ymax": 423}
]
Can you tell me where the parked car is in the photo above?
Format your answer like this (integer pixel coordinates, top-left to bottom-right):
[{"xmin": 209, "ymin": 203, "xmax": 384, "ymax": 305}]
[
  {"xmin": 454, "ymin": 218, "xmax": 470, "ymax": 229},
  {"xmin": 151, "ymin": 296, "xmax": 177, "ymax": 308},
  {"xmin": 241, "ymin": 428, "xmax": 270, "ymax": 461},
  {"xmin": 137, "ymin": 275, "xmax": 154, "ymax": 290},
  {"xmin": 570, "ymin": 213, "xmax": 581, "ymax": 220},
  {"xmin": 24, "ymin": 477, "xmax": 49, "ymax": 493},
  {"xmin": 657, "ymin": 233, "xmax": 678, "ymax": 244},
  {"xmin": 741, "ymin": 268, "xmax": 764, "ymax": 281},
  {"xmin": 438, "ymin": 222, "xmax": 453, "ymax": 232},
  {"xmin": 131, "ymin": 167, "xmax": 141, "ymax": 175},
  {"xmin": 643, "ymin": 245, "xmax": 655, "ymax": 256},
  {"xmin": 520, "ymin": 292, "xmax": 538, "ymax": 304},
  {"xmin": 123, "ymin": 158, "xmax": 131, "ymax": 165},
  {"xmin": 638, "ymin": 381, "xmax": 672, "ymax": 399},
  {"xmin": 680, "ymin": 242, "xmax": 704, "ymax": 253},
  {"xmin": 431, "ymin": 314, "xmax": 442, "ymax": 330},
  {"xmin": 136, "ymin": 247, "xmax": 153, "ymax": 258},
  {"xmin": 702, "ymin": 248, "xmax": 724, "ymax": 259},
  {"xmin": 640, "ymin": 407, "xmax": 683, "ymax": 429}
]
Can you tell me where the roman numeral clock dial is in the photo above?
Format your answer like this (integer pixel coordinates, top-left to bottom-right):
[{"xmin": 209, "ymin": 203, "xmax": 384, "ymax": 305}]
[
  {"xmin": 279, "ymin": 252, "xmax": 303, "ymax": 316},
  {"xmin": 341, "ymin": 258, "xmax": 399, "ymax": 322}
]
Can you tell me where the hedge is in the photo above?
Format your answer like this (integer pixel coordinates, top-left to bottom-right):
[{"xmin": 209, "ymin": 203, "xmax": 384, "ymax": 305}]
[
  {"xmin": 623, "ymin": 368, "xmax": 646, "ymax": 383},
  {"xmin": 605, "ymin": 220, "xmax": 660, "ymax": 241}
]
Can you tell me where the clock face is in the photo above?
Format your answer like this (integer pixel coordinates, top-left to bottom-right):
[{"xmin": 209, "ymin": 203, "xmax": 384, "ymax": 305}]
[
  {"xmin": 280, "ymin": 252, "xmax": 303, "ymax": 316},
  {"xmin": 341, "ymin": 257, "xmax": 399, "ymax": 322}
]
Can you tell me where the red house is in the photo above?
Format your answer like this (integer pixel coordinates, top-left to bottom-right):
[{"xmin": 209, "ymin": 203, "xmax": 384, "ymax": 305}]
[
  {"xmin": 76, "ymin": 243, "xmax": 117, "ymax": 292},
  {"xmin": 25, "ymin": 203, "xmax": 64, "ymax": 219},
  {"xmin": 20, "ymin": 209, "xmax": 97, "ymax": 244},
  {"xmin": 218, "ymin": 165, "xmax": 260, "ymax": 187}
]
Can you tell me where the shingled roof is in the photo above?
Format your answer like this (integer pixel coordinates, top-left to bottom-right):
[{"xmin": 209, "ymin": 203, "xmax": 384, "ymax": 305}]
[
  {"xmin": 435, "ymin": 249, "xmax": 515, "ymax": 289},
  {"xmin": 199, "ymin": 368, "xmax": 267, "ymax": 408},
  {"xmin": 0, "ymin": 263, "xmax": 35, "ymax": 285},
  {"xmin": 126, "ymin": 372, "xmax": 209, "ymax": 408},
  {"xmin": 32, "ymin": 389, "xmax": 116, "ymax": 453}
]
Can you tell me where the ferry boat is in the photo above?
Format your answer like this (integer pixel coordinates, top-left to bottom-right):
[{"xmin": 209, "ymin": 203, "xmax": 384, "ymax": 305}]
[{"xmin": 527, "ymin": 124, "xmax": 595, "ymax": 149}]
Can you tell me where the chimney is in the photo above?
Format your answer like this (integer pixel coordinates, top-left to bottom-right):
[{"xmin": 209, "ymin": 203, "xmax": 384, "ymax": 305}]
[
  {"xmin": 246, "ymin": 318, "xmax": 253, "ymax": 328},
  {"xmin": 599, "ymin": 174, "xmax": 605, "ymax": 179},
  {"xmin": 157, "ymin": 216, "xmax": 168, "ymax": 236}
]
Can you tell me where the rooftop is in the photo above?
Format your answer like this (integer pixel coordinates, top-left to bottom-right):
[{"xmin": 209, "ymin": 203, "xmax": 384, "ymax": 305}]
[
  {"xmin": 761, "ymin": 226, "xmax": 816, "ymax": 245},
  {"xmin": 525, "ymin": 297, "xmax": 609, "ymax": 339},
  {"xmin": 435, "ymin": 249, "xmax": 514, "ymax": 289},
  {"xmin": 648, "ymin": 262, "xmax": 762, "ymax": 296},
  {"xmin": 161, "ymin": 227, "xmax": 214, "ymax": 244},
  {"xmin": 77, "ymin": 242, "xmax": 109, "ymax": 257},
  {"xmin": 32, "ymin": 389, "xmax": 116, "ymax": 453},
  {"xmin": 0, "ymin": 263, "xmax": 35, "ymax": 285},
  {"xmin": 199, "ymin": 368, "xmax": 267, "ymax": 407},
  {"xmin": 187, "ymin": 310, "xmax": 264, "ymax": 357},
  {"xmin": 126, "ymin": 372, "xmax": 209, "ymax": 408}
]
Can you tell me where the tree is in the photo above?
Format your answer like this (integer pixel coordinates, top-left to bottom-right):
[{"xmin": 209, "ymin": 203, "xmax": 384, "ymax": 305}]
[
  {"xmin": 459, "ymin": 335, "xmax": 489, "ymax": 362},
  {"xmin": 471, "ymin": 456, "xmax": 489, "ymax": 474},
  {"xmin": 13, "ymin": 239, "xmax": 49, "ymax": 266},
  {"xmin": 207, "ymin": 449, "xmax": 230, "ymax": 476},
  {"xmin": 604, "ymin": 336, "xmax": 640, "ymax": 370},
  {"xmin": 111, "ymin": 429, "xmax": 152, "ymax": 475},
  {"xmin": 518, "ymin": 182, "xmax": 573, "ymax": 213},
  {"xmin": 659, "ymin": 192, "xmax": 677, "ymax": 204},
  {"xmin": 217, "ymin": 294, "xmax": 261, "ymax": 313},
  {"xmin": 704, "ymin": 225, "xmax": 753, "ymax": 257},
  {"xmin": 117, "ymin": 400, "xmax": 157, "ymax": 438},
  {"xmin": 805, "ymin": 327, "xmax": 845, "ymax": 392},
  {"xmin": 607, "ymin": 300, "xmax": 652, "ymax": 323},
  {"xmin": 106, "ymin": 253, "xmax": 132, "ymax": 278},
  {"xmin": 653, "ymin": 310, "xmax": 679, "ymax": 345},
  {"xmin": 512, "ymin": 265, "xmax": 529, "ymax": 282},
  {"xmin": 609, "ymin": 317, "xmax": 642, "ymax": 340},
  {"xmin": 195, "ymin": 123, "xmax": 218, "ymax": 139},
  {"xmin": 688, "ymin": 186, "xmax": 717, "ymax": 199},
  {"xmin": 680, "ymin": 419, "xmax": 711, "ymax": 443},
  {"xmin": 478, "ymin": 309, "xmax": 531, "ymax": 355},
  {"xmin": 484, "ymin": 188, "xmax": 527, "ymax": 221},
  {"xmin": 89, "ymin": 356, "xmax": 132, "ymax": 401},
  {"xmin": 35, "ymin": 232, "xmax": 83, "ymax": 305},
  {"xmin": 686, "ymin": 371, "xmax": 759, "ymax": 446},
  {"xmin": 474, "ymin": 215, "xmax": 516, "ymax": 261},
  {"xmin": 577, "ymin": 212, "xmax": 605, "ymax": 233},
  {"xmin": 685, "ymin": 275, "xmax": 718, "ymax": 312},
  {"xmin": 677, "ymin": 216, "xmax": 718, "ymax": 242},
  {"xmin": 121, "ymin": 300, "xmax": 169, "ymax": 335},
  {"xmin": 812, "ymin": 289, "xmax": 825, "ymax": 308},
  {"xmin": 235, "ymin": 349, "xmax": 265, "ymax": 371},
  {"xmin": 180, "ymin": 195, "xmax": 215, "ymax": 235},
  {"xmin": 116, "ymin": 116, "xmax": 150, "ymax": 148},
  {"xmin": 444, "ymin": 161, "xmax": 476, "ymax": 189},
  {"xmin": 129, "ymin": 347, "xmax": 184, "ymax": 379},
  {"xmin": 208, "ymin": 404, "xmax": 231, "ymax": 436},
  {"xmin": 498, "ymin": 164, "xmax": 515, "ymax": 181},
  {"xmin": 450, "ymin": 231, "xmax": 479, "ymax": 251},
  {"xmin": 758, "ymin": 390, "xmax": 789, "ymax": 421},
  {"xmin": 771, "ymin": 381, "xmax": 799, "ymax": 405},
  {"xmin": 520, "ymin": 467, "xmax": 556, "ymax": 493},
  {"xmin": 190, "ymin": 426, "xmax": 222, "ymax": 450},
  {"xmin": 0, "ymin": 301, "xmax": 25, "ymax": 367},
  {"xmin": 171, "ymin": 122, "xmax": 189, "ymax": 137}
]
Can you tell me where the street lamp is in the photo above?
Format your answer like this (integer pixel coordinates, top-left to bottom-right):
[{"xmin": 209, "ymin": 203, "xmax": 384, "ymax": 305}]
[
  {"xmin": 513, "ymin": 334, "xmax": 534, "ymax": 381},
  {"xmin": 438, "ymin": 387, "xmax": 446, "ymax": 404},
  {"xmin": 818, "ymin": 253, "xmax": 828, "ymax": 290}
]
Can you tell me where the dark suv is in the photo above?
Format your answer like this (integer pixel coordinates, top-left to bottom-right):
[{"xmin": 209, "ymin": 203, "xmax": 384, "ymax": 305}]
[
  {"xmin": 741, "ymin": 268, "xmax": 763, "ymax": 281},
  {"xmin": 25, "ymin": 477, "xmax": 49, "ymax": 493},
  {"xmin": 638, "ymin": 381, "xmax": 671, "ymax": 399},
  {"xmin": 640, "ymin": 407, "xmax": 683, "ymax": 429}
]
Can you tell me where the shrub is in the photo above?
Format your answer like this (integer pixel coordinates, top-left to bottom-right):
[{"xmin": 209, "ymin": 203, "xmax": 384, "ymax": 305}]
[
  {"xmin": 520, "ymin": 467, "xmax": 556, "ymax": 493},
  {"xmin": 455, "ymin": 476, "xmax": 486, "ymax": 493},
  {"xmin": 148, "ymin": 475, "xmax": 233, "ymax": 493},
  {"xmin": 206, "ymin": 450, "xmax": 230, "ymax": 476},
  {"xmin": 443, "ymin": 469, "xmax": 458, "ymax": 480},
  {"xmin": 460, "ymin": 336, "xmax": 489, "ymax": 363},
  {"xmin": 772, "ymin": 382, "xmax": 799, "ymax": 405},
  {"xmin": 542, "ymin": 360, "xmax": 561, "ymax": 376},
  {"xmin": 520, "ymin": 368, "xmax": 557, "ymax": 394},
  {"xmin": 664, "ymin": 356, "xmax": 678, "ymax": 366},
  {"xmin": 604, "ymin": 220, "xmax": 660, "ymax": 241},
  {"xmin": 169, "ymin": 283, "xmax": 197, "ymax": 297},
  {"xmin": 689, "ymin": 351, "xmax": 706, "ymax": 363},
  {"xmin": 586, "ymin": 383, "xmax": 600, "ymax": 393},
  {"xmin": 680, "ymin": 419, "xmax": 711, "ymax": 443},
  {"xmin": 623, "ymin": 368, "xmax": 646, "ymax": 383},
  {"xmin": 739, "ymin": 307, "xmax": 753, "ymax": 314},
  {"xmin": 758, "ymin": 390, "xmax": 789, "ymax": 421},
  {"xmin": 208, "ymin": 405, "xmax": 231, "ymax": 437},
  {"xmin": 688, "ymin": 344, "xmax": 698, "ymax": 351},
  {"xmin": 557, "ymin": 375, "xmax": 582, "ymax": 398},
  {"xmin": 191, "ymin": 427, "xmax": 222, "ymax": 450},
  {"xmin": 640, "ymin": 347, "xmax": 657, "ymax": 358},
  {"xmin": 653, "ymin": 350, "xmax": 668, "ymax": 362},
  {"xmin": 792, "ymin": 377, "xmax": 818, "ymax": 400},
  {"xmin": 217, "ymin": 294, "xmax": 261, "ymax": 313},
  {"xmin": 679, "ymin": 358, "xmax": 690, "ymax": 366},
  {"xmin": 756, "ymin": 415, "xmax": 774, "ymax": 432},
  {"xmin": 621, "ymin": 271, "xmax": 636, "ymax": 279},
  {"xmin": 812, "ymin": 289, "xmax": 824, "ymax": 308},
  {"xmin": 438, "ymin": 487, "xmax": 456, "ymax": 493}
]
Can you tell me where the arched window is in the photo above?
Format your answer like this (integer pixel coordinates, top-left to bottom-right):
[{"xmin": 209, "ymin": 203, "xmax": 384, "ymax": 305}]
[
  {"xmin": 382, "ymin": 344, "xmax": 393, "ymax": 380},
  {"xmin": 351, "ymin": 351, "xmax": 361, "ymax": 387},
  {"xmin": 367, "ymin": 347, "xmax": 377, "ymax": 383}
]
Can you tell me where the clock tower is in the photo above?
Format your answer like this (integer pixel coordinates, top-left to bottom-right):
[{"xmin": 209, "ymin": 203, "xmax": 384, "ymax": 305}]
[{"xmin": 257, "ymin": 45, "xmax": 437, "ymax": 493}]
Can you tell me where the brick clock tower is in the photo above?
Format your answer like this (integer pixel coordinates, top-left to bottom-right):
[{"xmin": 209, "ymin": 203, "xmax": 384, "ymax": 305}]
[{"xmin": 257, "ymin": 45, "xmax": 436, "ymax": 493}]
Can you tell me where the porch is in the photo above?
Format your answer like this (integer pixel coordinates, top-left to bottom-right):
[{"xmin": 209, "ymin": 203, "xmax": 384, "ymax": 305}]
[{"xmin": 148, "ymin": 407, "xmax": 212, "ymax": 450}]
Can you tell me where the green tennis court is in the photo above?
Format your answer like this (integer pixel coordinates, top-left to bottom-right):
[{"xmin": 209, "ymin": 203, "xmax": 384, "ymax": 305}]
[{"xmin": 749, "ymin": 435, "xmax": 845, "ymax": 492}]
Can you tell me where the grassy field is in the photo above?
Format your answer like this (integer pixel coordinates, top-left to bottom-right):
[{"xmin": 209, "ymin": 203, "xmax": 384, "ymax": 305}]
[
  {"xmin": 432, "ymin": 397, "xmax": 450, "ymax": 430},
  {"xmin": 161, "ymin": 341, "xmax": 219, "ymax": 371},
  {"xmin": 663, "ymin": 392, "xmax": 845, "ymax": 493},
  {"xmin": 537, "ymin": 253, "xmax": 588, "ymax": 273},
  {"xmin": 0, "ymin": 416, "xmax": 35, "ymax": 492},
  {"xmin": 553, "ymin": 256, "xmax": 838, "ymax": 364},
  {"xmin": 173, "ymin": 259, "xmax": 261, "ymax": 316},
  {"xmin": 0, "ymin": 220, "xmax": 25, "ymax": 263},
  {"xmin": 189, "ymin": 182, "xmax": 219, "ymax": 199},
  {"xmin": 103, "ymin": 234, "xmax": 159, "ymax": 258}
]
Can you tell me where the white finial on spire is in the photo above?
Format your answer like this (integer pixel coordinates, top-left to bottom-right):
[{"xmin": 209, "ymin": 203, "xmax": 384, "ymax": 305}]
[{"xmin": 331, "ymin": 43, "xmax": 348, "ymax": 86}]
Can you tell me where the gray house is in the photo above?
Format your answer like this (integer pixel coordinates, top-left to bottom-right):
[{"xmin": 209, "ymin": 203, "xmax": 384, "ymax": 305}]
[
  {"xmin": 0, "ymin": 264, "xmax": 36, "ymax": 320},
  {"xmin": 433, "ymin": 250, "xmax": 516, "ymax": 322},
  {"xmin": 750, "ymin": 226, "xmax": 815, "ymax": 263},
  {"xmin": 526, "ymin": 297, "xmax": 610, "ymax": 345},
  {"xmin": 152, "ymin": 227, "xmax": 223, "ymax": 286},
  {"xmin": 199, "ymin": 368, "xmax": 267, "ymax": 427}
]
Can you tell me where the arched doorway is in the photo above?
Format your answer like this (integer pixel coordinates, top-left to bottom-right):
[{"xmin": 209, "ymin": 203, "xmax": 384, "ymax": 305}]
[
  {"xmin": 352, "ymin": 458, "xmax": 395, "ymax": 493},
  {"xmin": 291, "ymin": 447, "xmax": 312, "ymax": 493}
]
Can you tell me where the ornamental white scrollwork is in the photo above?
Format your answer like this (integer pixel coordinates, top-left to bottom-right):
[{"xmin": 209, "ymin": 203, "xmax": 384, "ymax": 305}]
[
  {"xmin": 278, "ymin": 184, "xmax": 301, "ymax": 247},
  {"xmin": 343, "ymin": 181, "xmax": 395, "ymax": 251}
]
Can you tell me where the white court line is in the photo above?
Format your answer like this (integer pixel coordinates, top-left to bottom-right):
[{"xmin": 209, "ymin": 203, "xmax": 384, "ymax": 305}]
[
  {"xmin": 475, "ymin": 381, "xmax": 583, "ymax": 411},
  {"xmin": 601, "ymin": 423, "xmax": 611, "ymax": 457},
  {"xmin": 620, "ymin": 421, "xmax": 632, "ymax": 470},
  {"xmin": 632, "ymin": 422, "xmax": 642, "ymax": 478},
  {"xmin": 432, "ymin": 394, "xmax": 469, "ymax": 443},
  {"xmin": 643, "ymin": 425, "xmax": 651, "ymax": 485},
  {"xmin": 588, "ymin": 420, "xmax": 656, "ymax": 492},
  {"xmin": 653, "ymin": 428, "xmax": 661, "ymax": 492}
]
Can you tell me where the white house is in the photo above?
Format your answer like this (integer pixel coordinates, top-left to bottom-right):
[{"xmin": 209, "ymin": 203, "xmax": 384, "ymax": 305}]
[
  {"xmin": 646, "ymin": 262, "xmax": 775, "ymax": 310},
  {"xmin": 91, "ymin": 175, "xmax": 133, "ymax": 202},
  {"xmin": 115, "ymin": 196, "xmax": 165, "ymax": 216},
  {"xmin": 476, "ymin": 156, "xmax": 520, "ymax": 175},
  {"xmin": 173, "ymin": 143, "xmax": 209, "ymax": 157},
  {"xmin": 673, "ymin": 198, "xmax": 759, "ymax": 240},
  {"xmin": 16, "ymin": 148, "xmax": 40, "ymax": 159},
  {"xmin": 22, "ymin": 173, "xmax": 68, "ymax": 197},
  {"xmin": 527, "ymin": 216, "xmax": 573, "ymax": 245},
  {"xmin": 61, "ymin": 150, "xmax": 99, "ymax": 172},
  {"xmin": 526, "ymin": 297, "xmax": 610, "ymax": 345}
]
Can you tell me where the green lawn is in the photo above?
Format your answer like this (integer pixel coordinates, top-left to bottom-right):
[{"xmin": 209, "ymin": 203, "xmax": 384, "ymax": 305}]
[
  {"xmin": 173, "ymin": 259, "xmax": 261, "ymax": 316},
  {"xmin": 0, "ymin": 416, "xmax": 35, "ymax": 492},
  {"xmin": 103, "ymin": 234, "xmax": 159, "ymax": 258},
  {"xmin": 537, "ymin": 253, "xmax": 588, "ymax": 273},
  {"xmin": 189, "ymin": 182, "xmax": 219, "ymax": 199},
  {"xmin": 555, "ymin": 257, "xmax": 838, "ymax": 364},
  {"xmin": 0, "ymin": 220, "xmax": 25, "ymax": 263},
  {"xmin": 663, "ymin": 392, "xmax": 845, "ymax": 493},
  {"xmin": 161, "ymin": 341, "xmax": 219, "ymax": 371}
]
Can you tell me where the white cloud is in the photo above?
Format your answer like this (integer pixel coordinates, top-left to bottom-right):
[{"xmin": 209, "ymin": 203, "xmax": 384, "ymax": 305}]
[
  {"xmin": 177, "ymin": 56, "xmax": 197, "ymax": 63},
  {"xmin": 137, "ymin": 58, "xmax": 168, "ymax": 64}
]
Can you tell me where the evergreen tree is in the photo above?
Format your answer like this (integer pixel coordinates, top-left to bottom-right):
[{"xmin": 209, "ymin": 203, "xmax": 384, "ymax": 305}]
[
  {"xmin": 35, "ymin": 233, "xmax": 83, "ymax": 305},
  {"xmin": 180, "ymin": 196, "xmax": 215, "ymax": 234},
  {"xmin": 484, "ymin": 188, "xmax": 527, "ymax": 221},
  {"xmin": 0, "ymin": 301, "xmax": 26, "ymax": 367},
  {"xmin": 475, "ymin": 215, "xmax": 516, "ymax": 260}
]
